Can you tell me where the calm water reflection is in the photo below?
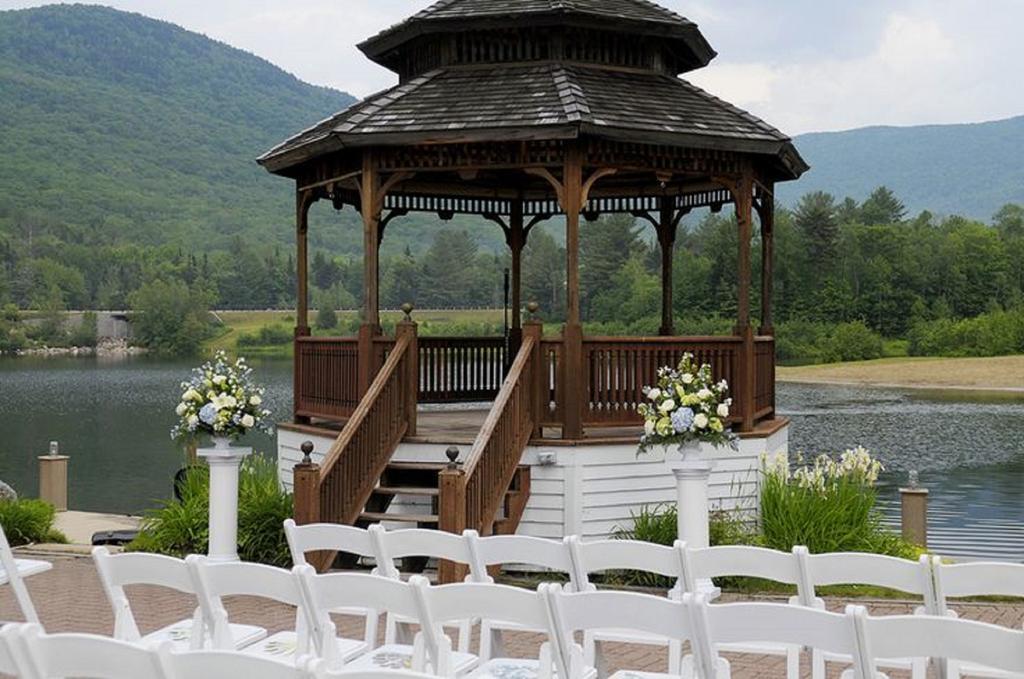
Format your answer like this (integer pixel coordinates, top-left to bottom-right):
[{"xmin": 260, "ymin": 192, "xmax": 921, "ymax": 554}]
[{"xmin": 0, "ymin": 358, "xmax": 1021, "ymax": 560}]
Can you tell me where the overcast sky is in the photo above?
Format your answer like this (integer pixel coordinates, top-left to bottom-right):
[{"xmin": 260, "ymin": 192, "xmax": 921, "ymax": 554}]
[{"xmin": 2, "ymin": 0, "xmax": 1022, "ymax": 134}]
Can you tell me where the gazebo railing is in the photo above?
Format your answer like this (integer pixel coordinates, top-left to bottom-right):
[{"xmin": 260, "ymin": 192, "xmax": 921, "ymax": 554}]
[
  {"xmin": 580, "ymin": 336, "xmax": 745, "ymax": 426},
  {"xmin": 293, "ymin": 332, "xmax": 775, "ymax": 432}
]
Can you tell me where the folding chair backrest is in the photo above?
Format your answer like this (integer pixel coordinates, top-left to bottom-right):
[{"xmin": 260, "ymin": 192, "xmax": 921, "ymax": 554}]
[
  {"xmin": 0, "ymin": 623, "xmax": 23, "ymax": 677},
  {"xmin": 187, "ymin": 557, "xmax": 307, "ymax": 649},
  {"xmin": 372, "ymin": 527, "xmax": 476, "ymax": 580},
  {"xmin": 284, "ymin": 520, "xmax": 377, "ymax": 568},
  {"xmin": 296, "ymin": 568, "xmax": 440, "ymax": 655},
  {"xmin": 682, "ymin": 545, "xmax": 804, "ymax": 595},
  {"xmin": 933, "ymin": 558, "xmax": 1024, "ymax": 613},
  {"xmin": 20, "ymin": 625, "xmax": 169, "ymax": 679},
  {"xmin": 567, "ymin": 537, "xmax": 683, "ymax": 592},
  {"xmin": 0, "ymin": 523, "xmax": 44, "ymax": 623},
  {"xmin": 92, "ymin": 547, "xmax": 197, "ymax": 642},
  {"xmin": 413, "ymin": 580, "xmax": 551, "ymax": 631},
  {"xmin": 852, "ymin": 609, "xmax": 1024, "ymax": 676},
  {"xmin": 799, "ymin": 552, "xmax": 934, "ymax": 606},
  {"xmin": 467, "ymin": 534, "xmax": 577, "ymax": 586},
  {"xmin": 316, "ymin": 669, "xmax": 439, "ymax": 679},
  {"xmin": 158, "ymin": 646, "xmax": 310, "ymax": 679},
  {"xmin": 696, "ymin": 600, "xmax": 859, "ymax": 657}
]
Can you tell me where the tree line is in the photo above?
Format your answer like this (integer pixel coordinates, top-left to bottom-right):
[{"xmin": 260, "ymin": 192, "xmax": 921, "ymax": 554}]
[{"xmin": 2, "ymin": 187, "xmax": 1023, "ymax": 358}]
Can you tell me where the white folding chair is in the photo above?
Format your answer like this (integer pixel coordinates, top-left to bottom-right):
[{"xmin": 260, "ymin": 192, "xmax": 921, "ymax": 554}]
[
  {"xmin": 412, "ymin": 578, "xmax": 557, "ymax": 679},
  {"xmin": 157, "ymin": 643, "xmax": 316, "ymax": 679},
  {"xmin": 316, "ymin": 670, "xmax": 441, "ymax": 679},
  {"xmin": 566, "ymin": 537, "xmax": 686, "ymax": 677},
  {"xmin": 0, "ymin": 523, "xmax": 52, "ymax": 623},
  {"xmin": 680, "ymin": 545, "xmax": 808, "ymax": 679},
  {"xmin": 187, "ymin": 556, "xmax": 351, "ymax": 666},
  {"xmin": 544, "ymin": 588, "xmax": 700, "ymax": 679},
  {"xmin": 466, "ymin": 533, "xmax": 580, "ymax": 661},
  {"xmin": 297, "ymin": 568, "xmax": 476, "ymax": 676},
  {"xmin": 92, "ymin": 546, "xmax": 264, "ymax": 650},
  {"xmin": 285, "ymin": 520, "xmax": 382, "ymax": 649},
  {"xmin": 851, "ymin": 607, "xmax": 1024, "ymax": 679},
  {"xmin": 691, "ymin": 598, "xmax": 864, "ymax": 679},
  {"xmin": 372, "ymin": 527, "xmax": 480, "ymax": 653},
  {"xmin": 0, "ymin": 622, "xmax": 28, "ymax": 677},
  {"xmin": 932, "ymin": 558, "xmax": 1024, "ymax": 678},
  {"xmin": 16, "ymin": 623, "xmax": 170, "ymax": 679},
  {"xmin": 797, "ymin": 552, "xmax": 934, "ymax": 679}
]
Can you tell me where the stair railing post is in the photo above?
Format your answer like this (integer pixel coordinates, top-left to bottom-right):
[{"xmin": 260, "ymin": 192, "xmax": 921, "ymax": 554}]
[
  {"xmin": 395, "ymin": 303, "xmax": 418, "ymax": 437},
  {"xmin": 293, "ymin": 441, "xmax": 321, "ymax": 526},
  {"xmin": 523, "ymin": 303, "xmax": 544, "ymax": 439},
  {"xmin": 438, "ymin": 446, "xmax": 468, "ymax": 584}
]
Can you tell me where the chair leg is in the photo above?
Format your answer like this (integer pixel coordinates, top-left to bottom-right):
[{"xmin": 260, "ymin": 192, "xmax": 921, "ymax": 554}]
[
  {"xmin": 785, "ymin": 645, "xmax": 800, "ymax": 679},
  {"xmin": 8, "ymin": 574, "xmax": 41, "ymax": 624}
]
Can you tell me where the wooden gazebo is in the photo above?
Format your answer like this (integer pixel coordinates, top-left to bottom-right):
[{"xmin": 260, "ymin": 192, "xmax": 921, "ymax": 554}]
[{"xmin": 259, "ymin": 0, "xmax": 807, "ymax": 551}]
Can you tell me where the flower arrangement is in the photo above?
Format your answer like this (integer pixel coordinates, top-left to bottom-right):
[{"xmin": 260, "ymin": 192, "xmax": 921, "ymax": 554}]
[
  {"xmin": 637, "ymin": 352, "xmax": 736, "ymax": 453},
  {"xmin": 171, "ymin": 351, "xmax": 273, "ymax": 442}
]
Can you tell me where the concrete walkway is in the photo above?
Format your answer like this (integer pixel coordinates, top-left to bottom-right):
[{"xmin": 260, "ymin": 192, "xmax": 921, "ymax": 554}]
[
  {"xmin": 3, "ymin": 554, "xmax": 1023, "ymax": 678},
  {"xmin": 48, "ymin": 511, "xmax": 140, "ymax": 552}
]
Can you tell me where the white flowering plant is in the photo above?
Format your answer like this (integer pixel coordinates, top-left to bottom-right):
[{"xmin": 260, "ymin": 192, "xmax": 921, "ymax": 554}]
[
  {"xmin": 637, "ymin": 352, "xmax": 736, "ymax": 453},
  {"xmin": 763, "ymin": 446, "xmax": 884, "ymax": 493},
  {"xmin": 170, "ymin": 351, "xmax": 273, "ymax": 442}
]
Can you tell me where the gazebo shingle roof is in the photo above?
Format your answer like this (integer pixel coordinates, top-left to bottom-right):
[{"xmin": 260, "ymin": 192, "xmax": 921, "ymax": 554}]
[
  {"xmin": 259, "ymin": 64, "xmax": 800, "ymax": 174},
  {"xmin": 408, "ymin": 0, "xmax": 693, "ymax": 26}
]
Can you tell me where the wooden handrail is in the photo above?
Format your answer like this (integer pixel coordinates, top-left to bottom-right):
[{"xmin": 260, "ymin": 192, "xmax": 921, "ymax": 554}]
[
  {"xmin": 459, "ymin": 334, "xmax": 537, "ymax": 533},
  {"xmin": 317, "ymin": 333, "xmax": 413, "ymax": 526}
]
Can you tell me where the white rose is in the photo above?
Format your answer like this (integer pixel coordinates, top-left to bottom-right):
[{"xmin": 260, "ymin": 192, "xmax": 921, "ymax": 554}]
[
  {"xmin": 697, "ymin": 388, "xmax": 713, "ymax": 400},
  {"xmin": 212, "ymin": 375, "xmax": 226, "ymax": 385},
  {"xmin": 249, "ymin": 395, "xmax": 262, "ymax": 406},
  {"xmin": 693, "ymin": 413, "xmax": 709, "ymax": 429},
  {"xmin": 681, "ymin": 373, "xmax": 694, "ymax": 384},
  {"xmin": 187, "ymin": 415, "xmax": 199, "ymax": 427},
  {"xmin": 183, "ymin": 388, "xmax": 201, "ymax": 402},
  {"xmin": 644, "ymin": 420, "xmax": 656, "ymax": 436},
  {"xmin": 647, "ymin": 388, "xmax": 661, "ymax": 401},
  {"xmin": 717, "ymin": 403, "xmax": 730, "ymax": 418},
  {"xmin": 175, "ymin": 402, "xmax": 188, "ymax": 416},
  {"xmin": 240, "ymin": 414, "xmax": 255, "ymax": 428},
  {"xmin": 659, "ymin": 399, "xmax": 676, "ymax": 413}
]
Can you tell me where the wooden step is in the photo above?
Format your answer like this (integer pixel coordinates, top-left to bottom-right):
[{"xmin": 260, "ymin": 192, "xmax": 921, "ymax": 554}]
[
  {"xmin": 385, "ymin": 461, "xmax": 447, "ymax": 472},
  {"xmin": 360, "ymin": 511, "xmax": 439, "ymax": 524},
  {"xmin": 372, "ymin": 486, "xmax": 440, "ymax": 497}
]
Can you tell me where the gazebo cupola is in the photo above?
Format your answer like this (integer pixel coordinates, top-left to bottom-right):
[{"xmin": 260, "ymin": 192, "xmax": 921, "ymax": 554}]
[{"xmin": 359, "ymin": 0, "xmax": 717, "ymax": 82}]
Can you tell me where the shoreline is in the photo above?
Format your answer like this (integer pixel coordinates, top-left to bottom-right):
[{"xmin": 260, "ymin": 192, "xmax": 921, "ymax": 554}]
[{"xmin": 777, "ymin": 355, "xmax": 1024, "ymax": 393}]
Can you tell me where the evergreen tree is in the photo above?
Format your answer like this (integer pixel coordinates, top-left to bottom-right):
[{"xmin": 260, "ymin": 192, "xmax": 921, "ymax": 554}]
[
  {"xmin": 859, "ymin": 186, "xmax": 906, "ymax": 225},
  {"xmin": 793, "ymin": 191, "xmax": 840, "ymax": 273}
]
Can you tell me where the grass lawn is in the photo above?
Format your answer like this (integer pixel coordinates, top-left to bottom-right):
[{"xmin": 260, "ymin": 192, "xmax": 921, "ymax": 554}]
[
  {"xmin": 206, "ymin": 309, "xmax": 506, "ymax": 356},
  {"xmin": 778, "ymin": 355, "xmax": 1024, "ymax": 392}
]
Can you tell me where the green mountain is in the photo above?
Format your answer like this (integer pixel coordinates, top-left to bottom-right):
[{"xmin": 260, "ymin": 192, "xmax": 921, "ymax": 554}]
[
  {"xmin": 0, "ymin": 4, "xmax": 355, "ymax": 250},
  {"xmin": 785, "ymin": 116, "xmax": 1024, "ymax": 220}
]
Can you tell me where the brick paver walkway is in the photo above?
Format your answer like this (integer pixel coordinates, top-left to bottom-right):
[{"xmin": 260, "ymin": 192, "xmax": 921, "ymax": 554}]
[{"xmin": 3, "ymin": 553, "xmax": 1022, "ymax": 678}]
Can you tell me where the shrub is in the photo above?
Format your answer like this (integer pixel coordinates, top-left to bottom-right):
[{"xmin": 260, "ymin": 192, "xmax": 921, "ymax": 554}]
[
  {"xmin": 0, "ymin": 498, "xmax": 67, "ymax": 545},
  {"xmin": 68, "ymin": 310, "xmax": 98, "ymax": 347},
  {"xmin": 237, "ymin": 324, "xmax": 293, "ymax": 347},
  {"xmin": 128, "ymin": 453, "xmax": 293, "ymax": 566},
  {"xmin": 130, "ymin": 279, "xmax": 213, "ymax": 356},
  {"xmin": 824, "ymin": 321, "xmax": 885, "ymax": 362},
  {"xmin": 775, "ymin": 320, "xmax": 884, "ymax": 364},
  {"xmin": 760, "ymin": 448, "xmax": 917, "ymax": 558},
  {"xmin": 908, "ymin": 309, "xmax": 1024, "ymax": 357}
]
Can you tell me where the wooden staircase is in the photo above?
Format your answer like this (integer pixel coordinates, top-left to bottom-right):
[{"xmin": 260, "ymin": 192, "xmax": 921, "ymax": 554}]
[{"xmin": 292, "ymin": 322, "xmax": 543, "ymax": 578}]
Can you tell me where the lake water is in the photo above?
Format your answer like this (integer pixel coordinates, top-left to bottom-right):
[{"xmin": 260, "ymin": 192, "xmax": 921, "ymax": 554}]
[{"xmin": 1, "ymin": 357, "xmax": 1021, "ymax": 561}]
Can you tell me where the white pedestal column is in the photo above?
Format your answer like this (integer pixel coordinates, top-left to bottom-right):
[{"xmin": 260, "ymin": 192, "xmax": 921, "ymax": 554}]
[
  {"xmin": 667, "ymin": 450, "xmax": 721, "ymax": 599},
  {"xmin": 198, "ymin": 440, "xmax": 251, "ymax": 563}
]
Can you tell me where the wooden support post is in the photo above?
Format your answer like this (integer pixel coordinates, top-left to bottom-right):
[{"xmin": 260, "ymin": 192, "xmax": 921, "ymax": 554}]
[
  {"xmin": 758, "ymin": 188, "xmax": 776, "ymax": 336},
  {"xmin": 361, "ymin": 152, "xmax": 381, "ymax": 332},
  {"xmin": 508, "ymin": 197, "xmax": 525, "ymax": 356},
  {"xmin": 395, "ymin": 306, "xmax": 418, "ymax": 437},
  {"xmin": 900, "ymin": 473, "xmax": 928, "ymax": 548},
  {"xmin": 38, "ymin": 443, "xmax": 68, "ymax": 512},
  {"xmin": 657, "ymin": 196, "xmax": 677, "ymax": 337},
  {"xmin": 438, "ymin": 463, "xmax": 468, "ymax": 584},
  {"xmin": 562, "ymin": 148, "xmax": 584, "ymax": 440},
  {"xmin": 523, "ymin": 311, "xmax": 544, "ymax": 439},
  {"xmin": 733, "ymin": 172, "xmax": 756, "ymax": 431},
  {"xmin": 295, "ymin": 190, "xmax": 314, "ymax": 336}
]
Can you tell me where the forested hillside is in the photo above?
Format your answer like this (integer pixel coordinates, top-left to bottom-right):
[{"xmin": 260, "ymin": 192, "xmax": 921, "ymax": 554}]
[{"xmin": 786, "ymin": 116, "xmax": 1024, "ymax": 220}]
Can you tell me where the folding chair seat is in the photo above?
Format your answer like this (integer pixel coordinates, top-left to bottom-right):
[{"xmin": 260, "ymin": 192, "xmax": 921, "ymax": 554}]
[{"xmin": 0, "ymin": 523, "xmax": 52, "ymax": 623}]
